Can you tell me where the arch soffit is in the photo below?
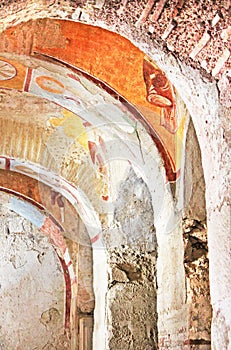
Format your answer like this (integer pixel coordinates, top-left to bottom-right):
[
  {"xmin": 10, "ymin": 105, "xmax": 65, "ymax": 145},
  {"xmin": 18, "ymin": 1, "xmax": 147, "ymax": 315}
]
[
  {"xmin": 0, "ymin": 188, "xmax": 75, "ymax": 331},
  {"xmin": 0, "ymin": 18, "xmax": 189, "ymax": 182},
  {"xmin": 0, "ymin": 19, "xmax": 193, "ymax": 237},
  {"xmin": 0, "ymin": 11, "xmax": 223, "ymax": 194}
]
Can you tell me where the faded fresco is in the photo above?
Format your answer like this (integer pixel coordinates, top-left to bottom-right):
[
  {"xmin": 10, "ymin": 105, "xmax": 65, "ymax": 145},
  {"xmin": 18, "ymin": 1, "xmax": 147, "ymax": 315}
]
[
  {"xmin": 0, "ymin": 19, "xmax": 189, "ymax": 181},
  {"xmin": 143, "ymin": 56, "xmax": 177, "ymax": 134},
  {"xmin": 0, "ymin": 191, "xmax": 75, "ymax": 334},
  {"xmin": 0, "ymin": 155, "xmax": 102, "ymax": 245},
  {"xmin": 0, "ymin": 193, "xmax": 70, "ymax": 349}
]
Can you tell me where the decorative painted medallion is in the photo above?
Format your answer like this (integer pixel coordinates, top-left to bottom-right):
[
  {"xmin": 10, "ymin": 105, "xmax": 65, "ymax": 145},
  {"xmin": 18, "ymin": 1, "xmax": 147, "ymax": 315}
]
[{"xmin": 0, "ymin": 59, "xmax": 16, "ymax": 81}]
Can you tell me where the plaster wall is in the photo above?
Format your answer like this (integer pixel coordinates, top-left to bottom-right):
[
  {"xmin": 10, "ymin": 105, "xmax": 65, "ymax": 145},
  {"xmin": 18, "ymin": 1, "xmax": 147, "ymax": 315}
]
[
  {"xmin": 139, "ymin": 43, "xmax": 230, "ymax": 350},
  {"xmin": 0, "ymin": 192, "xmax": 69, "ymax": 349}
]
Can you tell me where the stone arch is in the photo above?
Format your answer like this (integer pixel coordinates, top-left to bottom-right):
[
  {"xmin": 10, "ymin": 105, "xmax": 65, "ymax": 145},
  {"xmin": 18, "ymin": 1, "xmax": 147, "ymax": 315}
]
[
  {"xmin": 0, "ymin": 154, "xmax": 100, "ymax": 348},
  {"xmin": 0, "ymin": 189, "xmax": 74, "ymax": 349},
  {"xmin": 0, "ymin": 49, "xmax": 175, "ymax": 347},
  {"xmin": 0, "ymin": 4, "xmax": 230, "ymax": 348},
  {"xmin": 0, "ymin": 25, "xmax": 179, "ymax": 348}
]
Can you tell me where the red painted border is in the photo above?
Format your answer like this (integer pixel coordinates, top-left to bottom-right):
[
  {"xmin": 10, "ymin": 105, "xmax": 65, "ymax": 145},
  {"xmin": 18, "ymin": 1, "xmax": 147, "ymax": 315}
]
[
  {"xmin": 33, "ymin": 53, "xmax": 179, "ymax": 182},
  {"xmin": 59, "ymin": 256, "xmax": 72, "ymax": 329},
  {"xmin": 24, "ymin": 67, "xmax": 33, "ymax": 92},
  {"xmin": 0, "ymin": 186, "xmax": 72, "ymax": 331}
]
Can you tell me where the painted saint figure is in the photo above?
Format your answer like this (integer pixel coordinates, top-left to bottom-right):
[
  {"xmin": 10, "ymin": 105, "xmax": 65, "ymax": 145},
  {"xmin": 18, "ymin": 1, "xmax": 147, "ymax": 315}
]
[{"xmin": 143, "ymin": 57, "xmax": 177, "ymax": 134}]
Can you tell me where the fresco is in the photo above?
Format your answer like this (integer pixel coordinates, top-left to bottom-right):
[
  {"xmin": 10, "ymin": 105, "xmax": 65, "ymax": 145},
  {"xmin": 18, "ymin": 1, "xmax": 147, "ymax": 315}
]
[
  {"xmin": 0, "ymin": 170, "xmax": 96, "ymax": 324},
  {"xmin": 143, "ymin": 56, "xmax": 177, "ymax": 134},
  {"xmin": 1, "ymin": 191, "xmax": 75, "ymax": 330},
  {"xmin": 0, "ymin": 156, "xmax": 102, "ymax": 246},
  {"xmin": 0, "ymin": 57, "xmax": 27, "ymax": 90},
  {"xmin": 0, "ymin": 59, "xmax": 16, "ymax": 80},
  {"xmin": 0, "ymin": 19, "xmax": 189, "ymax": 181}
]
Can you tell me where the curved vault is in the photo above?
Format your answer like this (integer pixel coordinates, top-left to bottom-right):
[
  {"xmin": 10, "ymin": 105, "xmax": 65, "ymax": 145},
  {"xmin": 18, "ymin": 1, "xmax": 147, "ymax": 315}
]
[
  {"xmin": 0, "ymin": 18, "xmax": 192, "ymax": 350},
  {"xmin": 0, "ymin": 45, "xmax": 188, "ymax": 238},
  {"xmin": 0, "ymin": 165, "xmax": 96, "ymax": 349},
  {"xmin": 0, "ymin": 18, "xmax": 189, "ymax": 180}
]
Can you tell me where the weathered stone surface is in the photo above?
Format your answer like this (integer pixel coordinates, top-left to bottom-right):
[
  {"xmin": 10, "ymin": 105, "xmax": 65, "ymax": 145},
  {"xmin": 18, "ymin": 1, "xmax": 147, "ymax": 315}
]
[
  {"xmin": 105, "ymin": 166, "xmax": 159, "ymax": 348},
  {"xmin": 184, "ymin": 119, "xmax": 206, "ymax": 222},
  {"xmin": 218, "ymin": 70, "xmax": 231, "ymax": 108},
  {"xmin": 183, "ymin": 218, "xmax": 212, "ymax": 345},
  {"xmin": 107, "ymin": 245, "xmax": 158, "ymax": 349},
  {"xmin": 107, "ymin": 283, "xmax": 158, "ymax": 350},
  {"xmin": 114, "ymin": 167, "xmax": 157, "ymax": 249},
  {"xmin": 109, "ymin": 264, "xmax": 129, "ymax": 283}
]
